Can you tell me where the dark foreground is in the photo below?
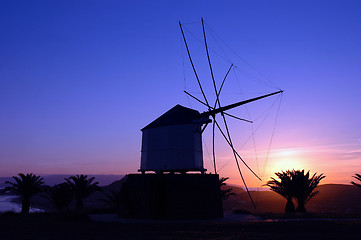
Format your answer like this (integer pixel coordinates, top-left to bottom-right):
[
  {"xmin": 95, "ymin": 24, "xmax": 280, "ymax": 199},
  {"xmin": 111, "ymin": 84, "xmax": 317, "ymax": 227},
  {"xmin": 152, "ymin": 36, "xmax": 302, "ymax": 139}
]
[{"xmin": 1, "ymin": 213, "xmax": 361, "ymax": 240}]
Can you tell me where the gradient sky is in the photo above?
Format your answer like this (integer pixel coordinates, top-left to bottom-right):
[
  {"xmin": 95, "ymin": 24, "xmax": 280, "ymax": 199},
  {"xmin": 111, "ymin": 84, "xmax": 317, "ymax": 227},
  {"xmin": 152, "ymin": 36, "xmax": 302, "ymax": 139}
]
[{"xmin": 1, "ymin": 0, "xmax": 360, "ymax": 187}]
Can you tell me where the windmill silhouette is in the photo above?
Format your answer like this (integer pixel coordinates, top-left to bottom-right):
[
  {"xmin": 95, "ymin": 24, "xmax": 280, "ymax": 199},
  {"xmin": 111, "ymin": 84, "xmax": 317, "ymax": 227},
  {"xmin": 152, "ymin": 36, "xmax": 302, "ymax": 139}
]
[{"xmin": 140, "ymin": 18, "xmax": 283, "ymax": 209}]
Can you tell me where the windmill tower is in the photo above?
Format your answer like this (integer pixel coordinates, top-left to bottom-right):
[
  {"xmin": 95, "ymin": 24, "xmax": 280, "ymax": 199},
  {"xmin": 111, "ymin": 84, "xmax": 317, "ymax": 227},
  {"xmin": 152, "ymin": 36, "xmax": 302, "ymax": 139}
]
[{"xmin": 140, "ymin": 105, "xmax": 208, "ymax": 174}]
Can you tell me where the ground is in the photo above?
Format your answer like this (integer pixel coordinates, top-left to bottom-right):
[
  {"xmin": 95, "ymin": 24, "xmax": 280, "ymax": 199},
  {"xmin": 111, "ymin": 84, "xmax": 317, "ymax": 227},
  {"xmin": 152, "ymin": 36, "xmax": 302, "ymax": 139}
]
[{"xmin": 1, "ymin": 213, "xmax": 361, "ymax": 240}]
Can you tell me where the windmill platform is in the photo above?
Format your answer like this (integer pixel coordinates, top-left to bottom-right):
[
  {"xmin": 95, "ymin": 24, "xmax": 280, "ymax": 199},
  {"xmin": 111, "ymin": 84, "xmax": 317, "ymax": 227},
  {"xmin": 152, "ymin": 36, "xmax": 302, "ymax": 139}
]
[{"xmin": 120, "ymin": 173, "xmax": 223, "ymax": 219}]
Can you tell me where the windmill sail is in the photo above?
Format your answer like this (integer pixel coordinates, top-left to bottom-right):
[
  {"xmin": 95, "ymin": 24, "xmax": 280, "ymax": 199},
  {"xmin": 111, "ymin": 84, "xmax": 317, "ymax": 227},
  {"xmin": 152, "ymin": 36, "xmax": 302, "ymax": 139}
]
[{"xmin": 179, "ymin": 18, "xmax": 284, "ymax": 209}]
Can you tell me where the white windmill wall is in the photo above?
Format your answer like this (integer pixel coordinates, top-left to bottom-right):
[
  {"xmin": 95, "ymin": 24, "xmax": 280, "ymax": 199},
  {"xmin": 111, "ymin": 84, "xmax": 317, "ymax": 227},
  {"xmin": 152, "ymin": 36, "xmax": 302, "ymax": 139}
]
[{"xmin": 140, "ymin": 123, "xmax": 204, "ymax": 172}]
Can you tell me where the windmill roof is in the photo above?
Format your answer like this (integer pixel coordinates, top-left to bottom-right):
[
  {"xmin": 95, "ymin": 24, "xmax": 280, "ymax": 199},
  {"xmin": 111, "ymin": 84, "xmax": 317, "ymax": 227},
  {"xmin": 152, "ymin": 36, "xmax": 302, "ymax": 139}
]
[{"xmin": 142, "ymin": 105, "xmax": 201, "ymax": 130}]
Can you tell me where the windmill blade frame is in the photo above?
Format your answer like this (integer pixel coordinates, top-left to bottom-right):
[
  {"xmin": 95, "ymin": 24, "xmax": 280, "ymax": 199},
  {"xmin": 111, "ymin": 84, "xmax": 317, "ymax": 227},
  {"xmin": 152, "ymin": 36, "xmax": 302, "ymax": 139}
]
[{"xmin": 180, "ymin": 18, "xmax": 283, "ymax": 209}]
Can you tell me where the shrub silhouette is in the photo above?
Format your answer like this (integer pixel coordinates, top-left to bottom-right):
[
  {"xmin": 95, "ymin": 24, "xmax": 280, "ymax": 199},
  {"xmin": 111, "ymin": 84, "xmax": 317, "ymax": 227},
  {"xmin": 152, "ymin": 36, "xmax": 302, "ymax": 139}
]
[
  {"xmin": 43, "ymin": 183, "xmax": 73, "ymax": 213},
  {"xmin": 4, "ymin": 173, "xmax": 45, "ymax": 214},
  {"xmin": 219, "ymin": 177, "xmax": 236, "ymax": 200},
  {"xmin": 102, "ymin": 190, "xmax": 122, "ymax": 209}
]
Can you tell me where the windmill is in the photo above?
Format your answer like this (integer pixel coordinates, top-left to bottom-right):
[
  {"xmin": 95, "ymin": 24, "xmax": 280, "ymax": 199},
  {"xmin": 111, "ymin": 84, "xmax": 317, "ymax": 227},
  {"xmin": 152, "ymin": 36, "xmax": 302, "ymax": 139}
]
[{"xmin": 139, "ymin": 18, "xmax": 283, "ymax": 210}]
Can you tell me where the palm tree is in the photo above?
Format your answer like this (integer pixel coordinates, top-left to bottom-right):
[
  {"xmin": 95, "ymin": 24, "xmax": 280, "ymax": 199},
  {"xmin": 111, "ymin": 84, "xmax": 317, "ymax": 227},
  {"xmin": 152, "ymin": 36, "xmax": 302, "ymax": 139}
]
[
  {"xmin": 351, "ymin": 174, "xmax": 361, "ymax": 189},
  {"xmin": 292, "ymin": 170, "xmax": 325, "ymax": 212},
  {"xmin": 265, "ymin": 170, "xmax": 296, "ymax": 213},
  {"xmin": 4, "ymin": 173, "xmax": 45, "ymax": 214},
  {"xmin": 65, "ymin": 175, "xmax": 100, "ymax": 212},
  {"xmin": 43, "ymin": 183, "xmax": 73, "ymax": 213},
  {"xmin": 266, "ymin": 169, "xmax": 325, "ymax": 213}
]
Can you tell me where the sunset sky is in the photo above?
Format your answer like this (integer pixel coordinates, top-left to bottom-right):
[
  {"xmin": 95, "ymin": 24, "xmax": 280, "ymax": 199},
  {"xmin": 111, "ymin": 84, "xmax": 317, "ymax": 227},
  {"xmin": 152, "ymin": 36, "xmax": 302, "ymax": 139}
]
[{"xmin": 1, "ymin": 0, "xmax": 360, "ymax": 188}]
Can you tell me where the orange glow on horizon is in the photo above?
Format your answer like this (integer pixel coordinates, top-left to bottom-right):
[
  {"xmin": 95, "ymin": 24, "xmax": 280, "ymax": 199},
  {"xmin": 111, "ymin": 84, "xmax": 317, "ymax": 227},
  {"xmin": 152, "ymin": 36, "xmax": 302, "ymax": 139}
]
[{"xmin": 214, "ymin": 143, "xmax": 361, "ymax": 188}]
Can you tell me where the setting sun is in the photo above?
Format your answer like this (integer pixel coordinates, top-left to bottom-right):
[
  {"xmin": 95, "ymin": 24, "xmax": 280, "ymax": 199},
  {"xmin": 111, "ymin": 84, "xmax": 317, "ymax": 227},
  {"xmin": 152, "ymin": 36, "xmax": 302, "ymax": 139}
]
[
  {"xmin": 269, "ymin": 158, "xmax": 306, "ymax": 174},
  {"xmin": 265, "ymin": 148, "xmax": 310, "ymax": 178}
]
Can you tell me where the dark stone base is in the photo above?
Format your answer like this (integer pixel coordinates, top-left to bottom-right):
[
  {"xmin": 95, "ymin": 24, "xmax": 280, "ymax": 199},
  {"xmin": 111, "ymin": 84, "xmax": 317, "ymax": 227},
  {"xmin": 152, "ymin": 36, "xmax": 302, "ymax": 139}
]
[{"xmin": 121, "ymin": 174, "xmax": 223, "ymax": 219}]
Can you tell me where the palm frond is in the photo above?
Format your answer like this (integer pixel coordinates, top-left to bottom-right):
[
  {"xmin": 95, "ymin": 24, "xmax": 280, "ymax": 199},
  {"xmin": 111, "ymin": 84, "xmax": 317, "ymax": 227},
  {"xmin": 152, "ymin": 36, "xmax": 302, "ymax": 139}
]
[{"xmin": 351, "ymin": 174, "xmax": 361, "ymax": 189}]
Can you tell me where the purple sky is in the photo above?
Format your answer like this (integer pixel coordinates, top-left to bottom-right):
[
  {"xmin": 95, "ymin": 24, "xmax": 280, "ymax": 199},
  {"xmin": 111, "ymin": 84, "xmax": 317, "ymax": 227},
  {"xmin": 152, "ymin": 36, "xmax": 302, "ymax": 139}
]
[{"xmin": 1, "ymin": 0, "xmax": 361, "ymax": 187}]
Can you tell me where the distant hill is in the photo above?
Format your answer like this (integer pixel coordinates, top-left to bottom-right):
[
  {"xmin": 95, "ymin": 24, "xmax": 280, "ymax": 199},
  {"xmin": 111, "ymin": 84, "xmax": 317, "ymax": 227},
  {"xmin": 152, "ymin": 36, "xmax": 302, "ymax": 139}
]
[{"xmin": 223, "ymin": 183, "xmax": 361, "ymax": 214}]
